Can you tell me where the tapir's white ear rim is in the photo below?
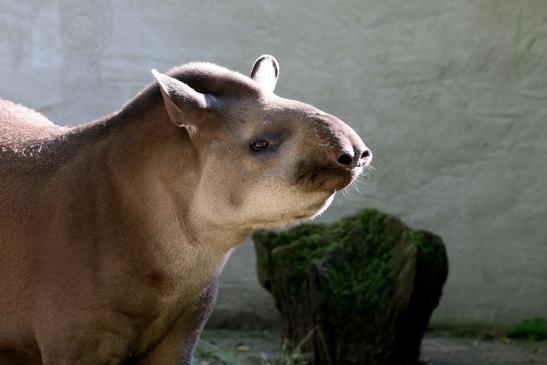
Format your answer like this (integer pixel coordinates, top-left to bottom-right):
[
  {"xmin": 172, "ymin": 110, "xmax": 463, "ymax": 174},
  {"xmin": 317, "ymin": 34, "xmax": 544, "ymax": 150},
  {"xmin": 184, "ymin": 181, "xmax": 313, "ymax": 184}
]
[
  {"xmin": 151, "ymin": 69, "xmax": 209, "ymax": 109},
  {"xmin": 151, "ymin": 69, "xmax": 215, "ymax": 127},
  {"xmin": 151, "ymin": 68, "xmax": 161, "ymax": 78},
  {"xmin": 151, "ymin": 69, "xmax": 164, "ymax": 86},
  {"xmin": 250, "ymin": 55, "xmax": 279, "ymax": 93}
]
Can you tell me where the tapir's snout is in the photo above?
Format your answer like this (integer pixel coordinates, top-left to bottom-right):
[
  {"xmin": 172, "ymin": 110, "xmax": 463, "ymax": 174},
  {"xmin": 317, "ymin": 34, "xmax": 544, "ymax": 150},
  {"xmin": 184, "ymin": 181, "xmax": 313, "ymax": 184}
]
[
  {"xmin": 295, "ymin": 113, "xmax": 372, "ymax": 193},
  {"xmin": 322, "ymin": 115, "xmax": 372, "ymax": 171}
]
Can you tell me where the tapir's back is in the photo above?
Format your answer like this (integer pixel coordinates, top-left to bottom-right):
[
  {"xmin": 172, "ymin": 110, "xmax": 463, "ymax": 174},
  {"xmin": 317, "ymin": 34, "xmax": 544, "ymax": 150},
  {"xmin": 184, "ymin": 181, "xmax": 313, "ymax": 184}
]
[
  {"xmin": 0, "ymin": 99, "xmax": 65, "ymax": 352},
  {"xmin": 0, "ymin": 99, "xmax": 66, "ymax": 159},
  {"xmin": 0, "ymin": 99, "xmax": 70, "ymax": 235},
  {"xmin": 0, "ymin": 99, "xmax": 66, "ymax": 295}
]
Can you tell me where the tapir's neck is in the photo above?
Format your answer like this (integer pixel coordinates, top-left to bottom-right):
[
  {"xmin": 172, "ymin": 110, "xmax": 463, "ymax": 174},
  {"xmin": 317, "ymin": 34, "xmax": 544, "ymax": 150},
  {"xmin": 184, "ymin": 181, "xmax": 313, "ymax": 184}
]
[{"xmin": 55, "ymin": 95, "xmax": 247, "ymax": 293}]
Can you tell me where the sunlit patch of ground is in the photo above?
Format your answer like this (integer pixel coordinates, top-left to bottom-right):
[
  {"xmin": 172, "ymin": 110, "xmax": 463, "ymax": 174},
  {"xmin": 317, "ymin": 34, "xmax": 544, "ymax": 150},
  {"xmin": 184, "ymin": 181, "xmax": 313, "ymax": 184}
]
[{"xmin": 194, "ymin": 329, "xmax": 547, "ymax": 365}]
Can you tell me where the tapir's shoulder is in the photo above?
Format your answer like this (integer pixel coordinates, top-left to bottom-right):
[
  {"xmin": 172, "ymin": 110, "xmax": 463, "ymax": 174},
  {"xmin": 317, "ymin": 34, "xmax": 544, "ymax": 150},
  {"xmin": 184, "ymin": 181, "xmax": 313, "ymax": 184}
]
[{"xmin": 0, "ymin": 98, "xmax": 66, "ymax": 156}]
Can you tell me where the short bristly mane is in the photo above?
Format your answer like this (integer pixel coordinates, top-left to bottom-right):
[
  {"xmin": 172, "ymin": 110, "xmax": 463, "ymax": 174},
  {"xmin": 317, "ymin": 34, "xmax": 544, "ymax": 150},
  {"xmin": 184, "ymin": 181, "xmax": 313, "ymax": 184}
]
[
  {"xmin": 71, "ymin": 62, "xmax": 262, "ymax": 143},
  {"xmin": 77, "ymin": 62, "xmax": 262, "ymax": 146}
]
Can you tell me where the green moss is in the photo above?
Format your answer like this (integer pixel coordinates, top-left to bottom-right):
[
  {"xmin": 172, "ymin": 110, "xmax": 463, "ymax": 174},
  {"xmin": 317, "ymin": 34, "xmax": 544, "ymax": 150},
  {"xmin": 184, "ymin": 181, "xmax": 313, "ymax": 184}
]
[
  {"xmin": 410, "ymin": 231, "xmax": 433, "ymax": 256},
  {"xmin": 257, "ymin": 208, "xmax": 446, "ymax": 318},
  {"xmin": 322, "ymin": 210, "xmax": 407, "ymax": 314},
  {"xmin": 276, "ymin": 233, "xmax": 330, "ymax": 281},
  {"xmin": 507, "ymin": 318, "xmax": 547, "ymax": 340},
  {"xmin": 409, "ymin": 229, "xmax": 446, "ymax": 297},
  {"xmin": 262, "ymin": 209, "xmax": 418, "ymax": 313},
  {"xmin": 264, "ymin": 224, "xmax": 328, "ymax": 251}
]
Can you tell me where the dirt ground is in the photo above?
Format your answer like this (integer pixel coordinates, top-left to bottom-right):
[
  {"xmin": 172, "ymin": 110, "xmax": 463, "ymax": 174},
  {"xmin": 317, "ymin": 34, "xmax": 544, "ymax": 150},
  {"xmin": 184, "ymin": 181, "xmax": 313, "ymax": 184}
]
[{"xmin": 194, "ymin": 329, "xmax": 547, "ymax": 365}]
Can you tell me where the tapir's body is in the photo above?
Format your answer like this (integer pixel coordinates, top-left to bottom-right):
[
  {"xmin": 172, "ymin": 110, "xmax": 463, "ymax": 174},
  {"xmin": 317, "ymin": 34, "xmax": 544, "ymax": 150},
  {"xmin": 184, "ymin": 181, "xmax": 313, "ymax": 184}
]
[
  {"xmin": 0, "ymin": 56, "xmax": 371, "ymax": 364},
  {"xmin": 0, "ymin": 99, "xmax": 226, "ymax": 364}
]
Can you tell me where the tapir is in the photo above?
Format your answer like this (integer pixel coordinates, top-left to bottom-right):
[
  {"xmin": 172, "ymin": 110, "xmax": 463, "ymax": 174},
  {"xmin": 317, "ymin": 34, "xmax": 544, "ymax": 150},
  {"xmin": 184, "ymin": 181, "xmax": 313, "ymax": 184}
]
[{"xmin": 0, "ymin": 55, "xmax": 371, "ymax": 364}]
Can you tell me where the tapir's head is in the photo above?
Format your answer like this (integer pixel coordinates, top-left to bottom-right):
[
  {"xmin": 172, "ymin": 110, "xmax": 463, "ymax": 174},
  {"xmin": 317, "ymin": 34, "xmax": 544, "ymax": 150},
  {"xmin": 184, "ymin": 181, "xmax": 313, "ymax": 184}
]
[{"xmin": 152, "ymin": 55, "xmax": 371, "ymax": 230}]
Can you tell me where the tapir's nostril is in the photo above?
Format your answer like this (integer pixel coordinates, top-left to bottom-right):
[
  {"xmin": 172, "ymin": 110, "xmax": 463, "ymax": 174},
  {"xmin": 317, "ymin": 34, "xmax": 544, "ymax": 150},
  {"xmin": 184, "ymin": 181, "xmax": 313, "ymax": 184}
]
[
  {"xmin": 337, "ymin": 147, "xmax": 371, "ymax": 169},
  {"xmin": 361, "ymin": 149, "xmax": 371, "ymax": 160},
  {"xmin": 337, "ymin": 153, "xmax": 354, "ymax": 166}
]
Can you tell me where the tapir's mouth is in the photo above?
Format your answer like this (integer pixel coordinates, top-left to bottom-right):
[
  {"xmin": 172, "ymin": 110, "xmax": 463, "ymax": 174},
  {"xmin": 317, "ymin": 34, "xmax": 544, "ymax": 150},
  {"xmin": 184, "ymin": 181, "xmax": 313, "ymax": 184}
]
[{"xmin": 294, "ymin": 163, "xmax": 359, "ymax": 193}]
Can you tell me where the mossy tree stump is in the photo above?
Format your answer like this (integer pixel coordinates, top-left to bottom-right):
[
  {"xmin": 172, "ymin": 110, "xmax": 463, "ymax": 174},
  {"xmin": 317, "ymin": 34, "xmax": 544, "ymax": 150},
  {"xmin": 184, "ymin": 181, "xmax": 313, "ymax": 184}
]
[{"xmin": 253, "ymin": 208, "xmax": 448, "ymax": 365}]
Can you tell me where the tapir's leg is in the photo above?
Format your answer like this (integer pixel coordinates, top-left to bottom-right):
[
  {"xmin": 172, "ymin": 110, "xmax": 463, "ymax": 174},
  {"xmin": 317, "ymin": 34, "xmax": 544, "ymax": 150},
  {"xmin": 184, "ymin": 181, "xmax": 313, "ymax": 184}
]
[
  {"xmin": 0, "ymin": 348, "xmax": 42, "ymax": 365},
  {"xmin": 134, "ymin": 315, "xmax": 197, "ymax": 365},
  {"xmin": 136, "ymin": 281, "xmax": 218, "ymax": 365},
  {"xmin": 38, "ymin": 339, "xmax": 131, "ymax": 365},
  {"xmin": 35, "ymin": 311, "xmax": 138, "ymax": 365},
  {"xmin": 37, "ymin": 331, "xmax": 134, "ymax": 365}
]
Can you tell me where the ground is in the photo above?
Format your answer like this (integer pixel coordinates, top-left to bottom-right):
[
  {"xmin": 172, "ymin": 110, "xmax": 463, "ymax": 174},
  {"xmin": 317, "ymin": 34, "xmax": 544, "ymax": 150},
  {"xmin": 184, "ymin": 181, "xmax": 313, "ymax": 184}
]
[{"xmin": 194, "ymin": 329, "xmax": 547, "ymax": 365}]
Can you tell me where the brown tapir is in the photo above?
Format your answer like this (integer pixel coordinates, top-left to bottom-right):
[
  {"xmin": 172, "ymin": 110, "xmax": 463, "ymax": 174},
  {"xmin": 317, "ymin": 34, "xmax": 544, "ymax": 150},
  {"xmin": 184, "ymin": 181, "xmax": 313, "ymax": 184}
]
[{"xmin": 0, "ymin": 55, "xmax": 371, "ymax": 364}]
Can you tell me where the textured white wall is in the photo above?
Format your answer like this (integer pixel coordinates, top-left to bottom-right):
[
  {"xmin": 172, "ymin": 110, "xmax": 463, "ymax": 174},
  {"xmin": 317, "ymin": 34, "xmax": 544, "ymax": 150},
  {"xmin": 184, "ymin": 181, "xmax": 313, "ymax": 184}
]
[{"xmin": 1, "ymin": 0, "xmax": 546, "ymax": 329}]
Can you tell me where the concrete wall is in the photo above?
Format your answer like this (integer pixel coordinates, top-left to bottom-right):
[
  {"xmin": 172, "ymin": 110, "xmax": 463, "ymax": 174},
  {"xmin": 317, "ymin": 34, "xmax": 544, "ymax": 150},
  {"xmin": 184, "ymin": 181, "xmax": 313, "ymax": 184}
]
[{"xmin": 1, "ymin": 0, "xmax": 546, "ymax": 329}]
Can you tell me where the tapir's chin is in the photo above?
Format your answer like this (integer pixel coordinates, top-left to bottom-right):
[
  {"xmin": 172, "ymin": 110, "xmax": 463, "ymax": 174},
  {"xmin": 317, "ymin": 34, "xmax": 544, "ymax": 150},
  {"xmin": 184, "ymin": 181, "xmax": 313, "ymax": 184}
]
[
  {"xmin": 290, "ymin": 192, "xmax": 335, "ymax": 222},
  {"xmin": 307, "ymin": 193, "xmax": 335, "ymax": 219},
  {"xmin": 256, "ymin": 192, "xmax": 335, "ymax": 230}
]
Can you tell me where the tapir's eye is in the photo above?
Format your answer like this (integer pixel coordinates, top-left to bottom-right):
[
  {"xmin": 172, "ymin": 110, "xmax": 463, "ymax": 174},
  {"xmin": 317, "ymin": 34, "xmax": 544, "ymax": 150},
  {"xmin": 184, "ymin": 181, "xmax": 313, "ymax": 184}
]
[{"xmin": 250, "ymin": 140, "xmax": 269, "ymax": 152}]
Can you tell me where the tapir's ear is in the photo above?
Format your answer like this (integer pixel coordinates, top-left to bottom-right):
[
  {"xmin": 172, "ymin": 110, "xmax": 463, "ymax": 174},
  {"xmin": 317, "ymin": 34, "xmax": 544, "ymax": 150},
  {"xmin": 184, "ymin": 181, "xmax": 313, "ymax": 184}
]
[
  {"xmin": 151, "ymin": 69, "xmax": 216, "ymax": 128},
  {"xmin": 250, "ymin": 55, "xmax": 279, "ymax": 93}
]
